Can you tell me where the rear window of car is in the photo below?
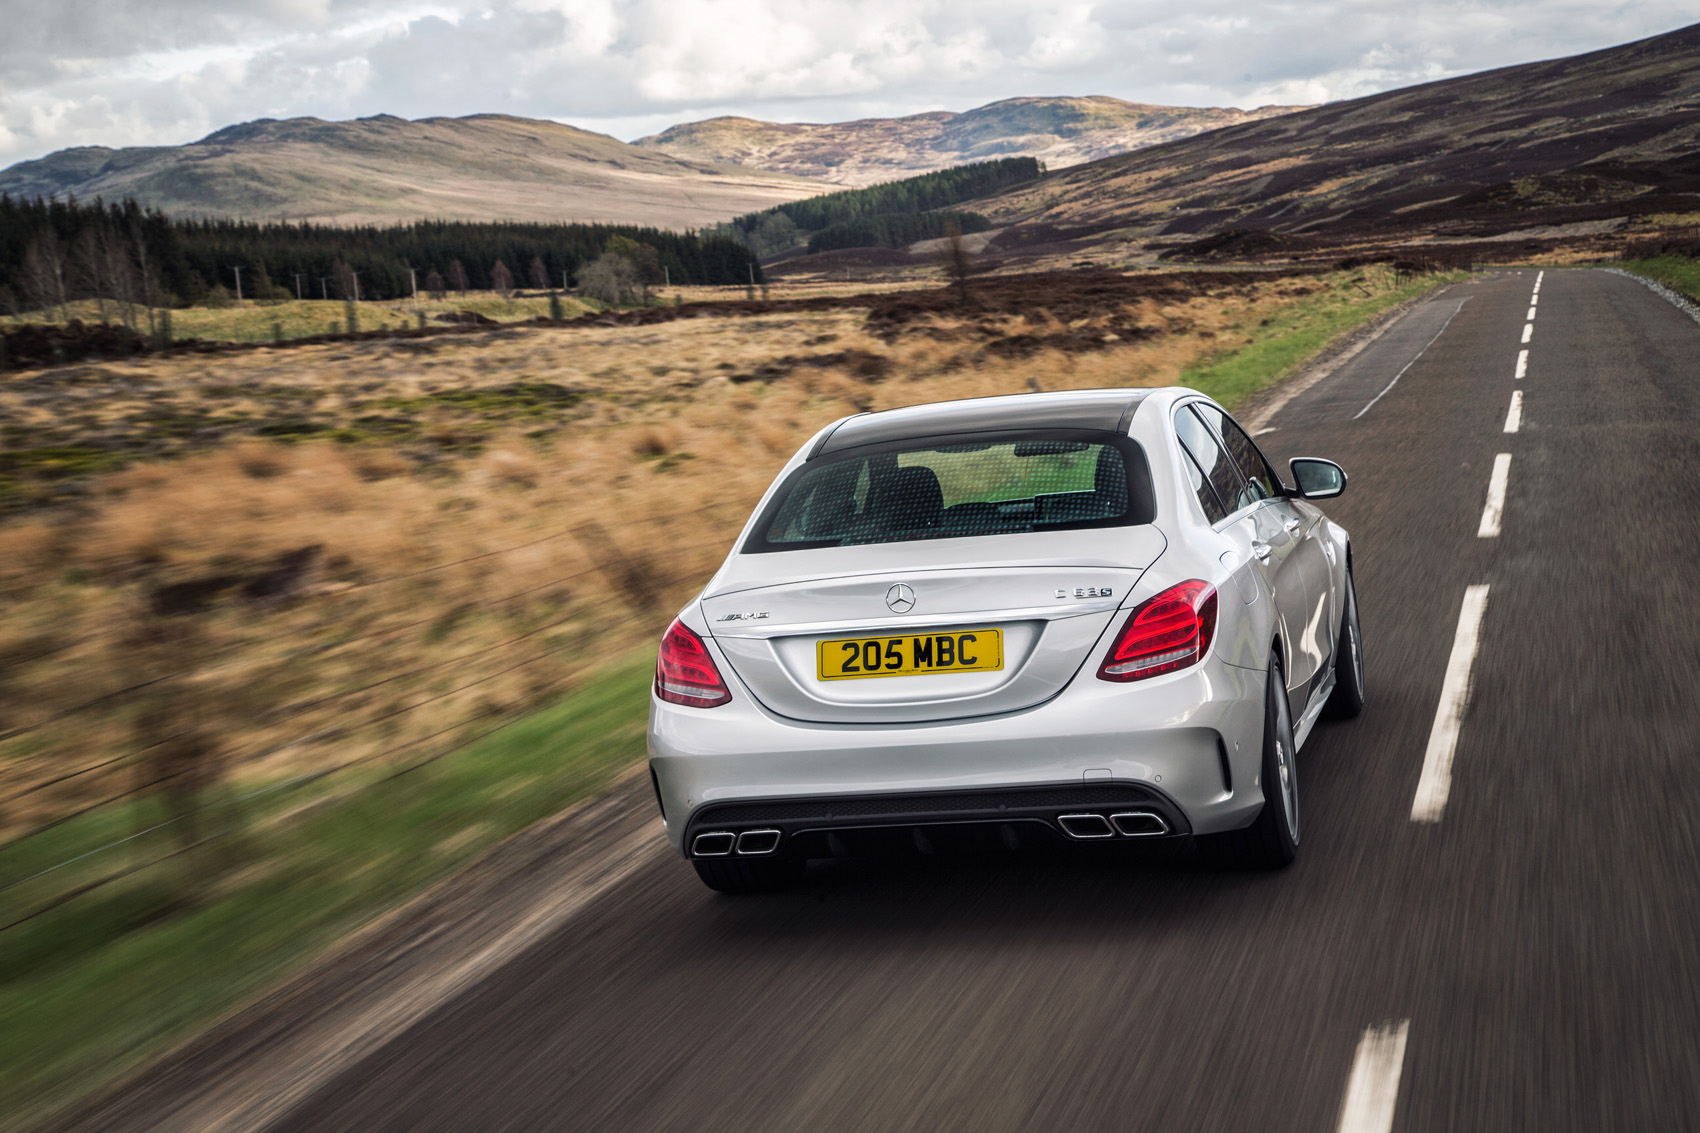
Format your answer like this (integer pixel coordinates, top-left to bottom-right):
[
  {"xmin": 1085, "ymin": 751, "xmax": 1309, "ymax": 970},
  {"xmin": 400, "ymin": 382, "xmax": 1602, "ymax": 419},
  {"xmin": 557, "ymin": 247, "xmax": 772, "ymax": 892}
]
[{"xmin": 744, "ymin": 430, "xmax": 1155, "ymax": 552}]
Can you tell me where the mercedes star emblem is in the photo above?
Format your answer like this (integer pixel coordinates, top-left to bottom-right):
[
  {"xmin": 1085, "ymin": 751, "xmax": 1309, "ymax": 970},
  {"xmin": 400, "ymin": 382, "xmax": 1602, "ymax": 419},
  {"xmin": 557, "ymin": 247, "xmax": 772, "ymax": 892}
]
[{"xmin": 885, "ymin": 583, "xmax": 916, "ymax": 613}]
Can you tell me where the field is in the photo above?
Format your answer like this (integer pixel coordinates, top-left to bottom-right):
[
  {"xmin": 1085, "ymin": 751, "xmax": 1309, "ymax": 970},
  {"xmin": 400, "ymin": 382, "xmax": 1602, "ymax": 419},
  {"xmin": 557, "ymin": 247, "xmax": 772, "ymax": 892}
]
[
  {"xmin": 0, "ymin": 262, "xmax": 1460, "ymax": 1120},
  {"xmin": 1, "ymin": 291, "xmax": 599, "ymax": 343}
]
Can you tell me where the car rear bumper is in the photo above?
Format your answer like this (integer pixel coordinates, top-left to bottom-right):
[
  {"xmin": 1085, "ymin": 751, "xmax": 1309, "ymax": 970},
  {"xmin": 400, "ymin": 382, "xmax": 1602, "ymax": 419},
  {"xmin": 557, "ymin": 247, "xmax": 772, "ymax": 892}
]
[{"xmin": 648, "ymin": 657, "xmax": 1270, "ymax": 858}]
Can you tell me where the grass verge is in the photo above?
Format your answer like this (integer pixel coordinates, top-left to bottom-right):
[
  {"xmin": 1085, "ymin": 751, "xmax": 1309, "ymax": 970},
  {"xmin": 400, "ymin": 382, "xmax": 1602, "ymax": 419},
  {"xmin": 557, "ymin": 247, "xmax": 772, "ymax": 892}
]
[
  {"xmin": 0, "ymin": 651, "xmax": 655, "ymax": 1126},
  {"xmin": 1615, "ymin": 256, "xmax": 1700, "ymax": 305},
  {"xmin": 1179, "ymin": 269, "xmax": 1470, "ymax": 408}
]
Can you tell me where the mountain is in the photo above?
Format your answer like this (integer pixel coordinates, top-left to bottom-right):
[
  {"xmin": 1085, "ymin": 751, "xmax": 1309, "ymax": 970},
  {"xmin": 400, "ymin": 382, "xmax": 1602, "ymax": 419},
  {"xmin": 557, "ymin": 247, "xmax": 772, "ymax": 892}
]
[
  {"xmin": 0, "ymin": 114, "xmax": 828, "ymax": 228},
  {"xmin": 634, "ymin": 97, "xmax": 1307, "ymax": 187},
  {"xmin": 977, "ymin": 24, "xmax": 1700, "ymax": 249}
]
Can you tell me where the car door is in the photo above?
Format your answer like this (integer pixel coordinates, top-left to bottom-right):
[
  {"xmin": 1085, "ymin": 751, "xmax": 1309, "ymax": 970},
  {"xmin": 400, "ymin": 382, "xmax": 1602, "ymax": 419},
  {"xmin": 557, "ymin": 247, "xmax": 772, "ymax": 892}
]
[
  {"xmin": 1206, "ymin": 406, "xmax": 1337, "ymax": 711},
  {"xmin": 1180, "ymin": 402, "xmax": 1315, "ymax": 715}
]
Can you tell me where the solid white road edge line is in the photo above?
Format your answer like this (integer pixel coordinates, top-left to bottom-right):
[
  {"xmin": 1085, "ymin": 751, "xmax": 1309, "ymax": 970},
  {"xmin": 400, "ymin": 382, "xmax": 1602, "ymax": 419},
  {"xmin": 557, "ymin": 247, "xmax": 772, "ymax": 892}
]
[
  {"xmin": 1503, "ymin": 390, "xmax": 1523, "ymax": 433},
  {"xmin": 1521, "ymin": 323, "xmax": 1533, "ymax": 344},
  {"xmin": 1515, "ymin": 349, "xmax": 1528, "ymax": 379},
  {"xmin": 1354, "ymin": 298, "xmax": 1471, "ymax": 420},
  {"xmin": 1337, "ymin": 1020, "xmax": 1412, "ymax": 1133},
  {"xmin": 1412, "ymin": 585, "xmax": 1491, "ymax": 822},
  {"xmin": 1478, "ymin": 453, "xmax": 1511, "ymax": 537}
]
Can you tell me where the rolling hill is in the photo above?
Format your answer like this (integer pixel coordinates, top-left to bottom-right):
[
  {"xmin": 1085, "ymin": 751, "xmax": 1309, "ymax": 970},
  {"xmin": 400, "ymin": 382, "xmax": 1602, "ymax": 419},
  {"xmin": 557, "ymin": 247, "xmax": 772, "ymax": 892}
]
[
  {"xmin": 0, "ymin": 114, "xmax": 828, "ymax": 228},
  {"xmin": 635, "ymin": 96, "xmax": 1306, "ymax": 187},
  {"xmin": 977, "ymin": 23, "xmax": 1700, "ymax": 252}
]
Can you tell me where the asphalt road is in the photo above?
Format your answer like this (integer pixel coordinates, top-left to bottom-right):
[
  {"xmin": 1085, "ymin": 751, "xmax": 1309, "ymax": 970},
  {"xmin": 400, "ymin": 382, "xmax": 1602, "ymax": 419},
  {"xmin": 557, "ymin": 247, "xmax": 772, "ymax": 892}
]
[{"xmin": 274, "ymin": 269, "xmax": 1700, "ymax": 1131}]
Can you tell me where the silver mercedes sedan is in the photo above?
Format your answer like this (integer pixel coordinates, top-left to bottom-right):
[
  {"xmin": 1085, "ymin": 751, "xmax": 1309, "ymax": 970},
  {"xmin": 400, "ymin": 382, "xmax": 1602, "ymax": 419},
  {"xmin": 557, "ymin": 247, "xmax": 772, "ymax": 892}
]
[{"xmin": 648, "ymin": 387, "xmax": 1362, "ymax": 892}]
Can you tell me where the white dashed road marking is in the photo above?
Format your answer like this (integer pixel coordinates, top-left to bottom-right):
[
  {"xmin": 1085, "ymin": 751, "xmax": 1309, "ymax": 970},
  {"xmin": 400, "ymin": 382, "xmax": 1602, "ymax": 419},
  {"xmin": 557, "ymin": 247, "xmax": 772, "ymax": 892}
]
[
  {"xmin": 1515, "ymin": 349, "xmax": 1528, "ymax": 379},
  {"xmin": 1503, "ymin": 390, "xmax": 1522, "ymax": 434},
  {"xmin": 1412, "ymin": 585, "xmax": 1491, "ymax": 822},
  {"xmin": 1337, "ymin": 1021, "xmax": 1412, "ymax": 1133},
  {"xmin": 1534, "ymin": 270, "xmax": 1544, "ymax": 292},
  {"xmin": 1526, "ymin": 306, "xmax": 1537, "ymax": 320},
  {"xmin": 1478, "ymin": 453, "xmax": 1511, "ymax": 537},
  {"xmin": 1521, "ymin": 323, "xmax": 1533, "ymax": 344}
]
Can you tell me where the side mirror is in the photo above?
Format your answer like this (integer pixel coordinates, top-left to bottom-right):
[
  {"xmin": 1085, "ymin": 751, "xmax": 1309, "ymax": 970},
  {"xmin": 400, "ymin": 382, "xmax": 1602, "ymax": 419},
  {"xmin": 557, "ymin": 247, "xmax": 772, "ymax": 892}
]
[{"xmin": 1289, "ymin": 458, "xmax": 1347, "ymax": 499}]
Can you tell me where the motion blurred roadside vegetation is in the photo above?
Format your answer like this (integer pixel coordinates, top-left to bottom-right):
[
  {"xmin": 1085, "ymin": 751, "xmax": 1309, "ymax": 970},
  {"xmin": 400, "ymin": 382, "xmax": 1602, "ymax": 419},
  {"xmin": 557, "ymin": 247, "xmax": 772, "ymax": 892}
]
[
  {"xmin": 0, "ymin": 259, "xmax": 1460, "ymax": 1123},
  {"xmin": 1616, "ymin": 229, "xmax": 1700, "ymax": 303}
]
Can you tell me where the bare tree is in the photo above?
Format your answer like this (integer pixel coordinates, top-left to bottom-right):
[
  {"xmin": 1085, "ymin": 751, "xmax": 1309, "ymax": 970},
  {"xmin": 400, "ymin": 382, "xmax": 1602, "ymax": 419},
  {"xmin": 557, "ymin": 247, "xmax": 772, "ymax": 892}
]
[
  {"xmin": 332, "ymin": 260, "xmax": 358, "ymax": 301},
  {"xmin": 131, "ymin": 225, "xmax": 160, "ymax": 337},
  {"xmin": 447, "ymin": 259, "xmax": 469, "ymax": 297},
  {"xmin": 936, "ymin": 221, "xmax": 974, "ymax": 305},
  {"xmin": 426, "ymin": 270, "xmax": 446, "ymax": 301},
  {"xmin": 529, "ymin": 255, "xmax": 550, "ymax": 291},
  {"xmin": 21, "ymin": 232, "xmax": 71, "ymax": 322},
  {"xmin": 74, "ymin": 229, "xmax": 112, "ymax": 324},
  {"xmin": 491, "ymin": 259, "xmax": 514, "ymax": 298}
]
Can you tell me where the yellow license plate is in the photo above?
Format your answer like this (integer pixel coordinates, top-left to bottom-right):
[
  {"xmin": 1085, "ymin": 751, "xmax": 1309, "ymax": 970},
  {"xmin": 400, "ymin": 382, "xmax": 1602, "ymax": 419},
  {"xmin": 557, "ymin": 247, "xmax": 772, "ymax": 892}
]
[{"xmin": 817, "ymin": 629, "xmax": 1003, "ymax": 681}]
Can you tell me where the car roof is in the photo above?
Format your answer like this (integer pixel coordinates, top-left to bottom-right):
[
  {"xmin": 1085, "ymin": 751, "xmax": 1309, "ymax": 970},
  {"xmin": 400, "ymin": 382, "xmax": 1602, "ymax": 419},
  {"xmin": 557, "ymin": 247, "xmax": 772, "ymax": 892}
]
[{"xmin": 811, "ymin": 389, "xmax": 1154, "ymax": 458}]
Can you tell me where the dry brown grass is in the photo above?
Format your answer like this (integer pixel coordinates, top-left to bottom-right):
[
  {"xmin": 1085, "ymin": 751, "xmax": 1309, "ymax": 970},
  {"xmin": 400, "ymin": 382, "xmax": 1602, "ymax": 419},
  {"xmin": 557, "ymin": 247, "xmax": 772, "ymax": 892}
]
[{"xmin": 0, "ymin": 269, "xmax": 1384, "ymax": 836}]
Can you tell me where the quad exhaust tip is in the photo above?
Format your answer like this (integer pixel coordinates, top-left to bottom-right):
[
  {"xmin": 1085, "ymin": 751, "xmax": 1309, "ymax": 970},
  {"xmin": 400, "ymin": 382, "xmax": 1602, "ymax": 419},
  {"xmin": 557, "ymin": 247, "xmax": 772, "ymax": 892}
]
[
  {"xmin": 736, "ymin": 829, "xmax": 781, "ymax": 856},
  {"xmin": 1111, "ymin": 811, "xmax": 1171, "ymax": 837},
  {"xmin": 692, "ymin": 831, "xmax": 735, "ymax": 857},
  {"xmin": 1057, "ymin": 812, "xmax": 1172, "ymax": 840},
  {"xmin": 1057, "ymin": 813, "xmax": 1115, "ymax": 839}
]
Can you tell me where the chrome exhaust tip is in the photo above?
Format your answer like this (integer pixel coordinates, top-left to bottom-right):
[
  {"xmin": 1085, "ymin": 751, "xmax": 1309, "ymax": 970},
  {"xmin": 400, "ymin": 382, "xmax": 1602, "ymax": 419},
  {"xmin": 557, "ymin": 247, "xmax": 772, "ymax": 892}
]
[
  {"xmin": 1111, "ymin": 811, "xmax": 1171, "ymax": 837},
  {"xmin": 735, "ymin": 829, "xmax": 781, "ymax": 855},
  {"xmin": 1057, "ymin": 813, "xmax": 1115, "ymax": 839},
  {"xmin": 692, "ymin": 831, "xmax": 736, "ymax": 857}
]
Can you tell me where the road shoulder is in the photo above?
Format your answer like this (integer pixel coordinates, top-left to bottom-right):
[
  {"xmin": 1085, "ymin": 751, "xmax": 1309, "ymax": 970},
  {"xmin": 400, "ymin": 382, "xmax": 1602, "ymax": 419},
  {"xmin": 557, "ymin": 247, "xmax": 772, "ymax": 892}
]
[{"xmin": 40, "ymin": 768, "xmax": 664, "ymax": 1133}]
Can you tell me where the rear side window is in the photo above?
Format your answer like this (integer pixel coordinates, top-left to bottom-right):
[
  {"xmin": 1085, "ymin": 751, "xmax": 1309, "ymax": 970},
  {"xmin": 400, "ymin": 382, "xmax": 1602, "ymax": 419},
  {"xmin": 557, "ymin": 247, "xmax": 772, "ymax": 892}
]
[
  {"xmin": 746, "ymin": 431, "xmax": 1154, "ymax": 551},
  {"xmin": 1178, "ymin": 445, "xmax": 1228, "ymax": 524},
  {"xmin": 1175, "ymin": 407, "xmax": 1249, "ymax": 516},
  {"xmin": 1192, "ymin": 403, "xmax": 1282, "ymax": 501}
]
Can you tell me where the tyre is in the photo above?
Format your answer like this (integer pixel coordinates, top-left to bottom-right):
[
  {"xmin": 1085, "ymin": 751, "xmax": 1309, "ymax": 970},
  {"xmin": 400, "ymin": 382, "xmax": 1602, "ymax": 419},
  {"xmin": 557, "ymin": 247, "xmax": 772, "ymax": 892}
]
[
  {"xmin": 692, "ymin": 856, "xmax": 806, "ymax": 894},
  {"xmin": 1200, "ymin": 655, "xmax": 1299, "ymax": 869},
  {"xmin": 1324, "ymin": 563, "xmax": 1365, "ymax": 720}
]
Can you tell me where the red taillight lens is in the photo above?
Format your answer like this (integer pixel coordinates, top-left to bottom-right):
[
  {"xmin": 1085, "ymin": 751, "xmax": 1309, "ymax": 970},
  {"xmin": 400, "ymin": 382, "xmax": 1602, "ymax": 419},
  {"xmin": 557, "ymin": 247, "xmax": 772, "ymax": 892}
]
[
  {"xmin": 1097, "ymin": 580, "xmax": 1218, "ymax": 682},
  {"xmin": 656, "ymin": 619, "xmax": 732, "ymax": 708}
]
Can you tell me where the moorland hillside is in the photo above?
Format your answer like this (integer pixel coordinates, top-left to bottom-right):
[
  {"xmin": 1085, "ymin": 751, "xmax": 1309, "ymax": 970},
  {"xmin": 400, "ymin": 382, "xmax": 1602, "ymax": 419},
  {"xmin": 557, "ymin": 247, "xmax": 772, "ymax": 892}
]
[
  {"xmin": 0, "ymin": 115, "xmax": 827, "ymax": 228},
  {"xmin": 636, "ymin": 96, "xmax": 1305, "ymax": 186},
  {"xmin": 979, "ymin": 23, "xmax": 1700, "ymax": 251}
]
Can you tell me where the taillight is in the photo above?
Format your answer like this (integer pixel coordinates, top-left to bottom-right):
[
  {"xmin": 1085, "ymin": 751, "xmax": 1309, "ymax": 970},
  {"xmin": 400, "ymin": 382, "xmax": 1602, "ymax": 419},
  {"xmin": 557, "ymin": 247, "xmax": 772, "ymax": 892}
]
[
  {"xmin": 655, "ymin": 619, "xmax": 732, "ymax": 708},
  {"xmin": 1097, "ymin": 580, "xmax": 1218, "ymax": 682}
]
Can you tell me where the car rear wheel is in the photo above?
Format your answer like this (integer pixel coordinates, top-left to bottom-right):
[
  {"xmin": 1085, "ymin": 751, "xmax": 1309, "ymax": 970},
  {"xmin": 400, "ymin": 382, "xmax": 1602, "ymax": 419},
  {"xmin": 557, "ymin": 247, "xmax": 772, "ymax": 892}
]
[
  {"xmin": 1200, "ymin": 654, "xmax": 1299, "ymax": 869},
  {"xmin": 693, "ymin": 856, "xmax": 806, "ymax": 894},
  {"xmin": 1325, "ymin": 563, "xmax": 1365, "ymax": 719}
]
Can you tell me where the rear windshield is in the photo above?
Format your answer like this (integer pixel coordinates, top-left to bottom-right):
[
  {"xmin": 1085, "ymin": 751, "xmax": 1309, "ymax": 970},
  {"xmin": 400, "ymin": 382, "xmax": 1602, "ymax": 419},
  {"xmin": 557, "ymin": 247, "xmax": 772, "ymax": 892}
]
[{"xmin": 744, "ymin": 430, "xmax": 1154, "ymax": 552}]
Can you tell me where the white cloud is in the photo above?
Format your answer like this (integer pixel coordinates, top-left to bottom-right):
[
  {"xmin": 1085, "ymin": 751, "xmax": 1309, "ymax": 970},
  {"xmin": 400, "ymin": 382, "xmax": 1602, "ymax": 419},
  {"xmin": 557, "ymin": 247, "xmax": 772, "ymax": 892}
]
[{"xmin": 1, "ymin": 1, "xmax": 1696, "ymax": 167}]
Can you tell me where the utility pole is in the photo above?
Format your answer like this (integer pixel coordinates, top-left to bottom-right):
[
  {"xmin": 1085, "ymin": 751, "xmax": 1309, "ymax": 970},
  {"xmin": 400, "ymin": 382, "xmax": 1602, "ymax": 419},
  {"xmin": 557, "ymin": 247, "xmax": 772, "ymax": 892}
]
[
  {"xmin": 319, "ymin": 277, "xmax": 331, "ymax": 301},
  {"xmin": 407, "ymin": 266, "xmax": 418, "ymax": 306},
  {"xmin": 231, "ymin": 265, "xmax": 244, "ymax": 306},
  {"xmin": 663, "ymin": 265, "xmax": 669, "ymax": 288},
  {"xmin": 350, "ymin": 271, "xmax": 361, "ymax": 303},
  {"xmin": 293, "ymin": 272, "xmax": 305, "ymax": 301}
]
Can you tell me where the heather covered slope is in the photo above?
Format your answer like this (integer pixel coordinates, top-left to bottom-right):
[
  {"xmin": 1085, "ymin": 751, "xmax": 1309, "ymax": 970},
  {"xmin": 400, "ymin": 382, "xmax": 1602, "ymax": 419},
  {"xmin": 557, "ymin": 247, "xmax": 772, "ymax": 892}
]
[
  {"xmin": 635, "ymin": 96, "xmax": 1306, "ymax": 187},
  {"xmin": 980, "ymin": 23, "xmax": 1700, "ymax": 245},
  {"xmin": 0, "ymin": 114, "xmax": 828, "ymax": 228}
]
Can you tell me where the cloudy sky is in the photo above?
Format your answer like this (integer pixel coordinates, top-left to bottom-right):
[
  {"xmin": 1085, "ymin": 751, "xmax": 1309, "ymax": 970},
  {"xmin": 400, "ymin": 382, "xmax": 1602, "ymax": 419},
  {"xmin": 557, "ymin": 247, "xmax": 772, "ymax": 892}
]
[{"xmin": 2, "ymin": 0, "xmax": 1694, "ymax": 167}]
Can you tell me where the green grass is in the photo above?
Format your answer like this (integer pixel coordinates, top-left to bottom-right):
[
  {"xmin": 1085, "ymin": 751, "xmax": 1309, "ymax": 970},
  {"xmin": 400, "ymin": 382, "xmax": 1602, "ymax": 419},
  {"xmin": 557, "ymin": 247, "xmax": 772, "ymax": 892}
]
[
  {"xmin": 1180, "ymin": 269, "xmax": 1471, "ymax": 409},
  {"xmin": 1617, "ymin": 256, "xmax": 1700, "ymax": 305},
  {"xmin": 0, "ymin": 652, "xmax": 656, "ymax": 1126}
]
